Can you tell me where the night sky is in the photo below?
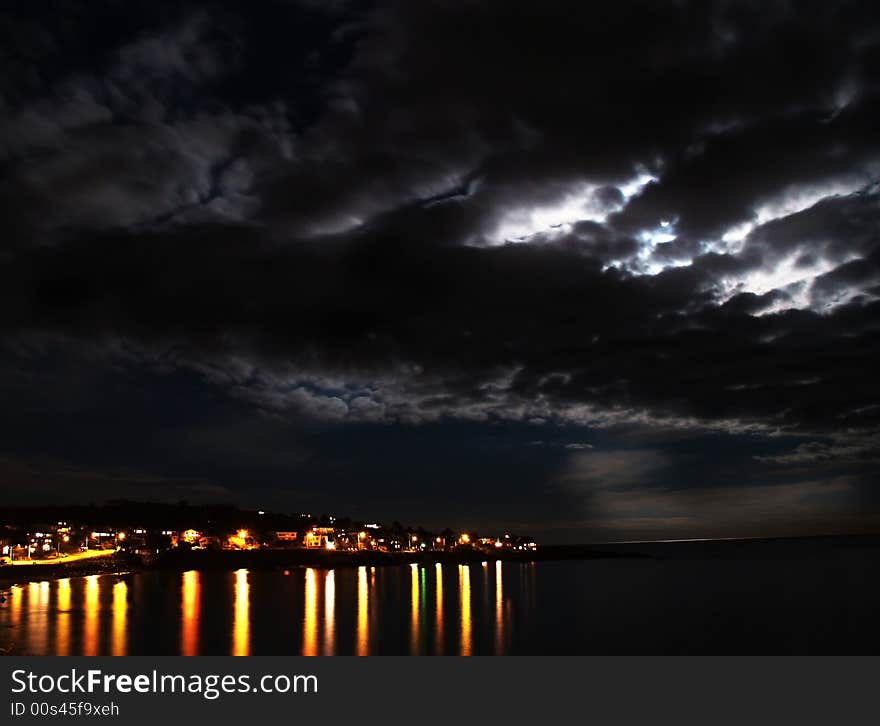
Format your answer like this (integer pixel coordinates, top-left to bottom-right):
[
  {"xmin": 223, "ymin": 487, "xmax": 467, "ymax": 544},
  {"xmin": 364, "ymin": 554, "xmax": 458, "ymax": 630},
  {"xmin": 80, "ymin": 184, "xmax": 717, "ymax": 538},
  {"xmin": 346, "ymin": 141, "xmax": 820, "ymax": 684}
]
[{"xmin": 1, "ymin": 1, "xmax": 879, "ymax": 543}]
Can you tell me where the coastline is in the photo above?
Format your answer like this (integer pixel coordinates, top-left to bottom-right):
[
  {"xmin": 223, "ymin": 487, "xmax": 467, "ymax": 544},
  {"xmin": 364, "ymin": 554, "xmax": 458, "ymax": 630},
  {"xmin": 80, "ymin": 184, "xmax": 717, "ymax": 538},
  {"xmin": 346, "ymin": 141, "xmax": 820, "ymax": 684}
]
[
  {"xmin": 0, "ymin": 545, "xmax": 644, "ymax": 589},
  {"xmin": 0, "ymin": 552, "xmax": 130, "ymax": 589},
  {"xmin": 6, "ymin": 535, "xmax": 876, "ymax": 590}
]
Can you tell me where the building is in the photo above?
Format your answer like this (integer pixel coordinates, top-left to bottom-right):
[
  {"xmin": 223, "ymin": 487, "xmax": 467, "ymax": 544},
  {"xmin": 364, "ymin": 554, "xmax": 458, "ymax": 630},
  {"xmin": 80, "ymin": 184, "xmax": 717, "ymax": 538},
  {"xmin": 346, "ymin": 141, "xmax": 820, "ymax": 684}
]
[{"xmin": 303, "ymin": 526, "xmax": 336, "ymax": 549}]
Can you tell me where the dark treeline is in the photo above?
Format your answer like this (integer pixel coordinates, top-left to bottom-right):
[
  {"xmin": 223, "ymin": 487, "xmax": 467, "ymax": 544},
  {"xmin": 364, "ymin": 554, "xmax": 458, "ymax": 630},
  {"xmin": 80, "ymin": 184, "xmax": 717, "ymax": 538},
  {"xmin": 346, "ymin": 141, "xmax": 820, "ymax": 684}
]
[
  {"xmin": 0, "ymin": 500, "xmax": 451, "ymax": 540},
  {"xmin": 0, "ymin": 501, "xmax": 312, "ymax": 535}
]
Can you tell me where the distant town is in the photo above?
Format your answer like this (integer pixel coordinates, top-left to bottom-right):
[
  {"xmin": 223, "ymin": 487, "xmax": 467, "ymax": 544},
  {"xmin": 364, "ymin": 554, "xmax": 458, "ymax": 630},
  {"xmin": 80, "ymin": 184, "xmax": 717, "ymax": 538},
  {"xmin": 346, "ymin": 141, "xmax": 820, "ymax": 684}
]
[{"xmin": 0, "ymin": 501, "xmax": 538, "ymax": 565}]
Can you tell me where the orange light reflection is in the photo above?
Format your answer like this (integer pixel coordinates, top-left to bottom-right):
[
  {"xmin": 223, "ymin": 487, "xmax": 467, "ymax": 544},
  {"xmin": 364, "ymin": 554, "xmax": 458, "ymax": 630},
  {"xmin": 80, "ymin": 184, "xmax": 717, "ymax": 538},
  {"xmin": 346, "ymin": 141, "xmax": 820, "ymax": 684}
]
[
  {"xmin": 181, "ymin": 571, "xmax": 200, "ymax": 656},
  {"xmin": 323, "ymin": 570, "xmax": 335, "ymax": 655},
  {"xmin": 459, "ymin": 565, "xmax": 471, "ymax": 656},
  {"xmin": 83, "ymin": 576, "xmax": 100, "ymax": 656},
  {"xmin": 111, "ymin": 581, "xmax": 127, "ymax": 656},
  {"xmin": 356, "ymin": 566, "xmax": 369, "ymax": 656},
  {"xmin": 56, "ymin": 579, "xmax": 71, "ymax": 656}
]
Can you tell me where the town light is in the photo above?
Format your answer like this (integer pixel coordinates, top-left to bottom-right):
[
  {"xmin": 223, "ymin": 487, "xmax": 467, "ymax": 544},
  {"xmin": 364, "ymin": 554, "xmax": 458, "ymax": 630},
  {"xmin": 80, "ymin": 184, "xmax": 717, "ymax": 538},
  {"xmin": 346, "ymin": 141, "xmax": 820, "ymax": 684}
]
[
  {"xmin": 459, "ymin": 533, "xmax": 470, "ymax": 544},
  {"xmin": 117, "ymin": 532, "xmax": 125, "ymax": 541}
]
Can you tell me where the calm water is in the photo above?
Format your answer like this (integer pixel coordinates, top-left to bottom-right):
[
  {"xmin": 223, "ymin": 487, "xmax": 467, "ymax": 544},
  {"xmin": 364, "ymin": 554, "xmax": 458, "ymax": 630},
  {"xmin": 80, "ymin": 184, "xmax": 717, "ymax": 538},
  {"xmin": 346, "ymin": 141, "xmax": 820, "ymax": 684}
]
[{"xmin": 3, "ymin": 541, "xmax": 880, "ymax": 654}]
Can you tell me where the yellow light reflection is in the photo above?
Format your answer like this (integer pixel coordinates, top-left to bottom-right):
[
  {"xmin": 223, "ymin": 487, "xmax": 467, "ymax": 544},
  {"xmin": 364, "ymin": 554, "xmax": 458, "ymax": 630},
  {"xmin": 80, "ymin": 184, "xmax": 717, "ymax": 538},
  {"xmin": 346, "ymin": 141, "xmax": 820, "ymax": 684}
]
[
  {"xmin": 303, "ymin": 568, "xmax": 319, "ymax": 656},
  {"xmin": 356, "ymin": 566, "xmax": 369, "ymax": 656},
  {"xmin": 181, "ymin": 571, "xmax": 200, "ymax": 656},
  {"xmin": 420, "ymin": 568, "xmax": 427, "ymax": 637},
  {"xmin": 459, "ymin": 565, "xmax": 471, "ymax": 656},
  {"xmin": 56, "ymin": 579, "xmax": 71, "ymax": 656},
  {"xmin": 232, "ymin": 569, "xmax": 250, "ymax": 656},
  {"xmin": 27, "ymin": 582, "xmax": 49, "ymax": 655},
  {"xmin": 434, "ymin": 563, "xmax": 443, "ymax": 655},
  {"xmin": 83, "ymin": 575, "xmax": 100, "ymax": 656},
  {"xmin": 9, "ymin": 585, "xmax": 22, "ymax": 630},
  {"xmin": 111, "ymin": 581, "xmax": 128, "ymax": 656},
  {"xmin": 410, "ymin": 564, "xmax": 420, "ymax": 655},
  {"xmin": 494, "ymin": 560, "xmax": 503, "ymax": 655},
  {"xmin": 323, "ymin": 570, "xmax": 335, "ymax": 656}
]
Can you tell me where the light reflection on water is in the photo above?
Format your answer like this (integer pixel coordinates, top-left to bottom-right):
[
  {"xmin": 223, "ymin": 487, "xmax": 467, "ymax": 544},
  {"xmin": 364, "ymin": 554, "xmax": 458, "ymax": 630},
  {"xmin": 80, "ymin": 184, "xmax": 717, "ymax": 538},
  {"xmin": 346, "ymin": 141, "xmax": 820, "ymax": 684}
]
[
  {"xmin": 434, "ymin": 562, "xmax": 443, "ymax": 655},
  {"xmin": 28, "ymin": 582, "xmax": 49, "ymax": 655},
  {"xmin": 83, "ymin": 575, "xmax": 99, "ymax": 656},
  {"xmin": 111, "ymin": 581, "xmax": 127, "ymax": 656},
  {"xmin": 495, "ymin": 560, "xmax": 504, "ymax": 654},
  {"xmin": 180, "ymin": 571, "xmax": 200, "ymax": 656},
  {"xmin": 356, "ymin": 565, "xmax": 368, "ymax": 656},
  {"xmin": 410, "ymin": 564, "xmax": 419, "ymax": 655},
  {"xmin": 232, "ymin": 569, "xmax": 249, "ymax": 656},
  {"xmin": 323, "ymin": 570, "xmax": 335, "ymax": 656},
  {"xmin": 56, "ymin": 579, "xmax": 71, "ymax": 657},
  {"xmin": 459, "ymin": 565, "xmax": 472, "ymax": 656},
  {"xmin": 0, "ymin": 561, "xmax": 532, "ymax": 656},
  {"xmin": 303, "ymin": 568, "xmax": 318, "ymax": 656},
  {"xmin": 8, "ymin": 583, "xmax": 22, "ymax": 630}
]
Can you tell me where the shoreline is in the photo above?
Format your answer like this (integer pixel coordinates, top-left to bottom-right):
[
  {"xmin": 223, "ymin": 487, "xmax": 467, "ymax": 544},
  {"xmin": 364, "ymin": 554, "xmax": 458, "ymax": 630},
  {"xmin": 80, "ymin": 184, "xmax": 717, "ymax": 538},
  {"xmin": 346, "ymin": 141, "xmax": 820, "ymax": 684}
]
[
  {"xmin": 0, "ymin": 546, "xmax": 644, "ymax": 588},
  {"xmin": 0, "ymin": 552, "xmax": 130, "ymax": 589},
  {"xmin": 6, "ymin": 534, "xmax": 878, "ymax": 589}
]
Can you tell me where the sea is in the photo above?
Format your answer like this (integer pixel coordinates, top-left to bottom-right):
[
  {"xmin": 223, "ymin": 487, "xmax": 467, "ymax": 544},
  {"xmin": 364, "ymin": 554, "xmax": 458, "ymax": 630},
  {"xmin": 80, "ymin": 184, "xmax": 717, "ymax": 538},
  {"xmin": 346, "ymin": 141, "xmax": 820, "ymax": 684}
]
[{"xmin": 2, "ymin": 536, "xmax": 879, "ymax": 655}]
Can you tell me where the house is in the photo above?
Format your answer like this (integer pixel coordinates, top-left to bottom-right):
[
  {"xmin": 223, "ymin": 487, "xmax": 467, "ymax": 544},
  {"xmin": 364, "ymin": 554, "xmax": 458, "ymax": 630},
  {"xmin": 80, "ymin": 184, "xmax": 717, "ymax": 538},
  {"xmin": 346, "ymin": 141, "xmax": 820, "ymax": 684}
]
[
  {"xmin": 303, "ymin": 527, "xmax": 336, "ymax": 549},
  {"xmin": 28, "ymin": 526, "xmax": 59, "ymax": 556}
]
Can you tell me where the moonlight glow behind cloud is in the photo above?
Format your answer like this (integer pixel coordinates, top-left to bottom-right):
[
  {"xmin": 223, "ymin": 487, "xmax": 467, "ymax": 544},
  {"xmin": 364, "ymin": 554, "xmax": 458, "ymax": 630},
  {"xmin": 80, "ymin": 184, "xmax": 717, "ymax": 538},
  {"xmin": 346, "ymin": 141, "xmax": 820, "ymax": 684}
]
[{"xmin": 1, "ymin": 0, "xmax": 879, "ymax": 542}]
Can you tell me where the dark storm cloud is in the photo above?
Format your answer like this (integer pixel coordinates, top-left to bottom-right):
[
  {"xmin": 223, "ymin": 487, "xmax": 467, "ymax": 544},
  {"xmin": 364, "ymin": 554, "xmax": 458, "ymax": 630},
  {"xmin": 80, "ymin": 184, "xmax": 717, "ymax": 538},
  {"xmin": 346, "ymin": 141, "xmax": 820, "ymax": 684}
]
[
  {"xmin": 0, "ymin": 0, "xmax": 363, "ymax": 243},
  {"xmin": 0, "ymin": 455, "xmax": 235, "ymax": 505},
  {"xmin": 2, "ymin": 0, "xmax": 880, "ymax": 537},
  {"xmin": 2, "ymin": 213, "xmax": 878, "ymax": 438}
]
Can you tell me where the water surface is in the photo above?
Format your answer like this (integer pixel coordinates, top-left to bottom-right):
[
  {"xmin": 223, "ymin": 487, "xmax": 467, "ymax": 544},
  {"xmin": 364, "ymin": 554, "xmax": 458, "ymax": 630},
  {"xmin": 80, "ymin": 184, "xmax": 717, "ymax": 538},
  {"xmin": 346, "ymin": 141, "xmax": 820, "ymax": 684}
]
[{"xmin": 3, "ymin": 539, "xmax": 879, "ymax": 654}]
